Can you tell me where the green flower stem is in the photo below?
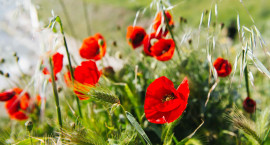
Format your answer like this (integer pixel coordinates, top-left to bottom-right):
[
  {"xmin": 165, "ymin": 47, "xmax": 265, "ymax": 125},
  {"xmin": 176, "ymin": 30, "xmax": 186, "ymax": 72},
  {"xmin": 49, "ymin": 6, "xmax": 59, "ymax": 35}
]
[
  {"xmin": 29, "ymin": 131, "xmax": 33, "ymax": 145},
  {"xmin": 243, "ymin": 50, "xmax": 251, "ymax": 98},
  {"xmin": 244, "ymin": 65, "xmax": 250, "ymax": 97},
  {"xmin": 55, "ymin": 16, "xmax": 83, "ymax": 118},
  {"xmin": 49, "ymin": 57, "xmax": 63, "ymax": 128},
  {"xmin": 160, "ymin": 1, "xmax": 182, "ymax": 62}
]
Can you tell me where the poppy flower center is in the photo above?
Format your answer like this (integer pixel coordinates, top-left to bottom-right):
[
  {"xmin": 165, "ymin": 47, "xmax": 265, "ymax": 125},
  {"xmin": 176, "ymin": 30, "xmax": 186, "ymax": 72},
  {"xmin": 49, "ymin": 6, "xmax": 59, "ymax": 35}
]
[
  {"xmin": 133, "ymin": 33, "xmax": 145, "ymax": 44},
  {"xmin": 162, "ymin": 93, "xmax": 175, "ymax": 103},
  {"xmin": 160, "ymin": 44, "xmax": 171, "ymax": 55}
]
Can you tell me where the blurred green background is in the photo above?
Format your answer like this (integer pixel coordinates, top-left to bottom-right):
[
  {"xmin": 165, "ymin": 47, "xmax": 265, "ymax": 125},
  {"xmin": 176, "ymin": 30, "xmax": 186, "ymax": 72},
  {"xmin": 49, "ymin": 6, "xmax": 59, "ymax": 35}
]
[{"xmin": 33, "ymin": 0, "xmax": 270, "ymax": 40}]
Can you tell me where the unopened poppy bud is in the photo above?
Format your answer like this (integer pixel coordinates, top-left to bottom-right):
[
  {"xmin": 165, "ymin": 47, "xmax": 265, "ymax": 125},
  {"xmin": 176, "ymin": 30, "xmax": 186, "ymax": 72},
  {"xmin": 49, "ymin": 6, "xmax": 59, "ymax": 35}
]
[
  {"xmin": 117, "ymin": 25, "xmax": 121, "ymax": 30},
  {"xmin": 13, "ymin": 52, "xmax": 17, "ymax": 57},
  {"xmin": 57, "ymin": 87, "xmax": 62, "ymax": 92},
  {"xmin": 0, "ymin": 58, "xmax": 5, "ymax": 63},
  {"xmin": 115, "ymin": 52, "xmax": 122, "ymax": 59},
  {"xmin": 221, "ymin": 23, "xmax": 225, "ymax": 29},
  {"xmin": 112, "ymin": 41, "xmax": 117, "ymax": 47},
  {"xmin": 179, "ymin": 16, "xmax": 184, "ymax": 23},
  {"xmin": 25, "ymin": 120, "xmax": 33, "ymax": 132},
  {"xmin": 4, "ymin": 73, "xmax": 9, "ymax": 78},
  {"xmin": 103, "ymin": 66, "xmax": 115, "ymax": 78},
  {"xmin": 183, "ymin": 18, "xmax": 187, "ymax": 23},
  {"xmin": 15, "ymin": 56, "xmax": 19, "ymax": 62},
  {"xmin": 98, "ymin": 39, "xmax": 104, "ymax": 46},
  {"xmin": 213, "ymin": 22, "xmax": 216, "ymax": 27},
  {"xmin": 188, "ymin": 39, "xmax": 192, "ymax": 45}
]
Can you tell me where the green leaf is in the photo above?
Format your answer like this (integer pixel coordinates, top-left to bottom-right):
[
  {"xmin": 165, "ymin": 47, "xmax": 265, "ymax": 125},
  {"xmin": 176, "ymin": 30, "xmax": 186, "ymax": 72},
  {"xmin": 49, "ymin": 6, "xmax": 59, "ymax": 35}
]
[{"xmin": 125, "ymin": 111, "xmax": 152, "ymax": 145}]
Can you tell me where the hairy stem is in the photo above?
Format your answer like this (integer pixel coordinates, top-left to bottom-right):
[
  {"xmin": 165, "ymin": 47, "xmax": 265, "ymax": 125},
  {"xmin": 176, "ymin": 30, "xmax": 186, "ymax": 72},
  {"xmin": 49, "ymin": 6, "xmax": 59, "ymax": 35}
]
[
  {"xmin": 49, "ymin": 57, "xmax": 63, "ymax": 128},
  {"xmin": 55, "ymin": 16, "xmax": 83, "ymax": 118}
]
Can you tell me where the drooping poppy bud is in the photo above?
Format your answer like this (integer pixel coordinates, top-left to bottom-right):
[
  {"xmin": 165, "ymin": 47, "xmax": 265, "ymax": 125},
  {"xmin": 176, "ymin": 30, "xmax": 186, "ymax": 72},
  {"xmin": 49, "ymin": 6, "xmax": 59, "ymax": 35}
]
[
  {"xmin": 151, "ymin": 38, "xmax": 175, "ymax": 61},
  {"xmin": 243, "ymin": 97, "xmax": 256, "ymax": 113},
  {"xmin": 213, "ymin": 57, "xmax": 232, "ymax": 77},
  {"xmin": 144, "ymin": 76, "xmax": 189, "ymax": 124},
  {"xmin": 79, "ymin": 33, "xmax": 106, "ymax": 61},
  {"xmin": 126, "ymin": 26, "xmax": 146, "ymax": 49}
]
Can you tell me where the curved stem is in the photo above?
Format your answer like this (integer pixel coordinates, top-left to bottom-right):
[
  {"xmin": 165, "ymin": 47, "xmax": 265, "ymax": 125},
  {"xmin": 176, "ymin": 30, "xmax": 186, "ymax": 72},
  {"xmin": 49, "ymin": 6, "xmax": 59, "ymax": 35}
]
[
  {"xmin": 56, "ymin": 16, "xmax": 83, "ymax": 118},
  {"xmin": 243, "ymin": 49, "xmax": 251, "ymax": 98}
]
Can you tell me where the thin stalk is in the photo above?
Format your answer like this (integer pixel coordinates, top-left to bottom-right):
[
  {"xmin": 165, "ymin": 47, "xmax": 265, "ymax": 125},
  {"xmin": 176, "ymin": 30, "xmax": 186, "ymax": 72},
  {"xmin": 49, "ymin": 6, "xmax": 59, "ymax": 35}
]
[
  {"xmin": 29, "ymin": 132, "xmax": 33, "ymax": 145},
  {"xmin": 263, "ymin": 127, "xmax": 270, "ymax": 144},
  {"xmin": 56, "ymin": 16, "xmax": 83, "ymax": 118},
  {"xmin": 57, "ymin": 0, "xmax": 77, "ymax": 37},
  {"xmin": 82, "ymin": 0, "xmax": 91, "ymax": 36},
  {"xmin": 49, "ymin": 57, "xmax": 63, "ymax": 128},
  {"xmin": 243, "ymin": 50, "xmax": 251, "ymax": 98},
  {"xmin": 244, "ymin": 65, "xmax": 250, "ymax": 97},
  {"xmin": 160, "ymin": 1, "xmax": 182, "ymax": 62}
]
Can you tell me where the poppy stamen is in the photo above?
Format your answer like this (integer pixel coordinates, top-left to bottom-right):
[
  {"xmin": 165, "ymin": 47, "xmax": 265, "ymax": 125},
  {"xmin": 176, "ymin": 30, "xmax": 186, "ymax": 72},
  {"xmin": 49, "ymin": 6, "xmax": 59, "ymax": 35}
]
[{"xmin": 162, "ymin": 93, "xmax": 175, "ymax": 103}]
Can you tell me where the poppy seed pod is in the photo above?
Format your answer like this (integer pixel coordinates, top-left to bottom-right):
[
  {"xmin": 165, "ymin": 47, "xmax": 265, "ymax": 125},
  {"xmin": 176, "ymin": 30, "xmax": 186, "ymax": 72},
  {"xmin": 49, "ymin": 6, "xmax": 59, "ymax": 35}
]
[{"xmin": 25, "ymin": 120, "xmax": 33, "ymax": 132}]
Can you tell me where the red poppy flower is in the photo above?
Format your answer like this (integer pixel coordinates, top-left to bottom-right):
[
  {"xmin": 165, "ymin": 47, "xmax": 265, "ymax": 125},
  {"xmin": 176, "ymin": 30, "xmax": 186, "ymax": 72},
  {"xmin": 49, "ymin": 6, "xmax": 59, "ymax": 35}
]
[
  {"xmin": 143, "ymin": 33, "xmax": 161, "ymax": 56},
  {"xmin": 243, "ymin": 97, "xmax": 256, "ymax": 113},
  {"xmin": 0, "ymin": 89, "xmax": 15, "ymax": 101},
  {"xmin": 153, "ymin": 11, "xmax": 174, "ymax": 37},
  {"xmin": 213, "ymin": 57, "xmax": 232, "ymax": 77},
  {"xmin": 151, "ymin": 38, "xmax": 175, "ymax": 61},
  {"xmin": 42, "ymin": 52, "xmax": 64, "ymax": 81},
  {"xmin": 74, "ymin": 60, "xmax": 101, "ymax": 100},
  {"xmin": 126, "ymin": 26, "xmax": 146, "ymax": 49},
  {"xmin": 144, "ymin": 76, "xmax": 189, "ymax": 124},
  {"xmin": 5, "ymin": 88, "xmax": 31, "ymax": 120},
  {"xmin": 79, "ymin": 33, "xmax": 106, "ymax": 60}
]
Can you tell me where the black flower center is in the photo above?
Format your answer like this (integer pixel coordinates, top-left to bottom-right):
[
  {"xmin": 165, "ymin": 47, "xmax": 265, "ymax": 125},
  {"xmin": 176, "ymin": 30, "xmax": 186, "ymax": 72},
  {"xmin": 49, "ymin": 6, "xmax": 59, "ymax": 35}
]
[
  {"xmin": 162, "ymin": 93, "xmax": 175, "ymax": 103},
  {"xmin": 133, "ymin": 33, "xmax": 145, "ymax": 45}
]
